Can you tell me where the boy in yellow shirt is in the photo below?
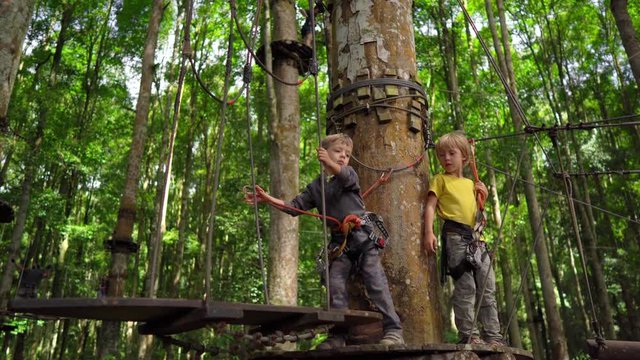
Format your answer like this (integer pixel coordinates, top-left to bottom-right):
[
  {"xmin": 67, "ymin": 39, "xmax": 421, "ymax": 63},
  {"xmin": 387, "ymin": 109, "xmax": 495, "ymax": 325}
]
[{"xmin": 423, "ymin": 131, "xmax": 506, "ymax": 346}]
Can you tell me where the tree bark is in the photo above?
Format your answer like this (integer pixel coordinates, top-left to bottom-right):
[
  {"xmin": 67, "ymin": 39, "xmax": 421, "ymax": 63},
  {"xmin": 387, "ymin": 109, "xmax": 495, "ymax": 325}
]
[
  {"xmin": 267, "ymin": 0, "xmax": 301, "ymax": 307},
  {"xmin": 328, "ymin": 0, "xmax": 440, "ymax": 344},
  {"xmin": 0, "ymin": 0, "xmax": 36, "ymax": 154},
  {"xmin": 610, "ymin": 0, "xmax": 640, "ymax": 90},
  {"xmin": 0, "ymin": 0, "xmax": 68, "ymax": 312}
]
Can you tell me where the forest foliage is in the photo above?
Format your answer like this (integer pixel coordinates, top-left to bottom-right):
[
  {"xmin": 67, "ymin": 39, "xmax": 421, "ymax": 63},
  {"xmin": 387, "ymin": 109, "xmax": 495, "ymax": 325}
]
[{"xmin": 0, "ymin": 0, "xmax": 639, "ymax": 359}]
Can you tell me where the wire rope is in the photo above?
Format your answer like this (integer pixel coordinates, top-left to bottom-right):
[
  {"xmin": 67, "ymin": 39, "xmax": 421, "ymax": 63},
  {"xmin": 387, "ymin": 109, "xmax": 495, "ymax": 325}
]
[
  {"xmin": 305, "ymin": 0, "xmax": 331, "ymax": 310},
  {"xmin": 204, "ymin": 13, "xmax": 235, "ymax": 299},
  {"xmin": 241, "ymin": 0, "xmax": 270, "ymax": 304},
  {"xmin": 551, "ymin": 136, "xmax": 605, "ymax": 344},
  {"xmin": 468, "ymin": 137, "xmax": 527, "ymax": 342},
  {"xmin": 230, "ymin": 0, "xmax": 309, "ymax": 87},
  {"xmin": 479, "ymin": 161, "xmax": 640, "ymax": 226},
  {"xmin": 455, "ymin": 0, "xmax": 557, "ymax": 175}
]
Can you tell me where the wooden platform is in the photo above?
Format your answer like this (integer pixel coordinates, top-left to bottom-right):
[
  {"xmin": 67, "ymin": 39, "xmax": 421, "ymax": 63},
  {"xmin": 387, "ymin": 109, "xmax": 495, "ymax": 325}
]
[
  {"xmin": 256, "ymin": 40, "xmax": 313, "ymax": 74},
  {"xmin": 251, "ymin": 343, "xmax": 534, "ymax": 360},
  {"xmin": 8, "ymin": 298, "xmax": 382, "ymax": 336}
]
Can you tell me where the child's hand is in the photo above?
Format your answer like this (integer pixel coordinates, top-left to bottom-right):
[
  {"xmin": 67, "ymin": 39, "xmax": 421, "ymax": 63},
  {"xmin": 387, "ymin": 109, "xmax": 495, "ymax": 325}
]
[
  {"xmin": 475, "ymin": 181, "xmax": 488, "ymax": 200},
  {"xmin": 422, "ymin": 231, "xmax": 437, "ymax": 255},
  {"xmin": 316, "ymin": 147, "xmax": 330, "ymax": 166},
  {"xmin": 244, "ymin": 185, "xmax": 268, "ymax": 205}
]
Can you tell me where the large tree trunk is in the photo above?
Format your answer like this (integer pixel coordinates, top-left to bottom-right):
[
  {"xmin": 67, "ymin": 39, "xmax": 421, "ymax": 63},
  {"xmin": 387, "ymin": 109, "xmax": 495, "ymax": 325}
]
[
  {"xmin": 267, "ymin": 0, "xmax": 300, "ymax": 307},
  {"xmin": 0, "ymin": 0, "xmax": 36, "ymax": 153},
  {"xmin": 610, "ymin": 0, "xmax": 640, "ymax": 90},
  {"xmin": 97, "ymin": 0, "xmax": 164, "ymax": 358},
  {"xmin": 328, "ymin": 0, "xmax": 440, "ymax": 344},
  {"xmin": 486, "ymin": 0, "xmax": 569, "ymax": 358},
  {"xmin": 0, "ymin": 1, "xmax": 69, "ymax": 312}
]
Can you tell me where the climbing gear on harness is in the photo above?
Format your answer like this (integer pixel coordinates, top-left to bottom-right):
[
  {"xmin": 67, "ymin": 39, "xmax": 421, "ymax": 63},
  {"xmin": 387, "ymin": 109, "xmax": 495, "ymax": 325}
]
[
  {"xmin": 440, "ymin": 220, "xmax": 489, "ymax": 282},
  {"xmin": 362, "ymin": 212, "xmax": 389, "ymax": 249},
  {"xmin": 468, "ymin": 139, "xmax": 487, "ymax": 243},
  {"xmin": 465, "ymin": 239, "xmax": 486, "ymax": 269},
  {"xmin": 314, "ymin": 212, "xmax": 388, "ymax": 284}
]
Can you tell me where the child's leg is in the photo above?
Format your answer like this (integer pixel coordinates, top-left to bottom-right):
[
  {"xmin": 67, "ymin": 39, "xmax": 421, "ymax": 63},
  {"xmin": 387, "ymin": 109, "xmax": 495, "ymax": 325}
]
[
  {"xmin": 328, "ymin": 254, "xmax": 353, "ymax": 309},
  {"xmin": 358, "ymin": 246, "xmax": 402, "ymax": 333},
  {"xmin": 474, "ymin": 251, "xmax": 502, "ymax": 341},
  {"xmin": 447, "ymin": 232, "xmax": 479, "ymax": 340},
  {"xmin": 317, "ymin": 254, "xmax": 353, "ymax": 350}
]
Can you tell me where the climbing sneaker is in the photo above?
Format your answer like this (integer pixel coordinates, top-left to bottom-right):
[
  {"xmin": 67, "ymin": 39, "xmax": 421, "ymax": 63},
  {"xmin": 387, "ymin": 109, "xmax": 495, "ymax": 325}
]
[
  {"xmin": 380, "ymin": 330, "xmax": 405, "ymax": 346},
  {"xmin": 487, "ymin": 338, "xmax": 508, "ymax": 347},
  {"xmin": 316, "ymin": 334, "xmax": 346, "ymax": 350},
  {"xmin": 458, "ymin": 336, "xmax": 486, "ymax": 345}
]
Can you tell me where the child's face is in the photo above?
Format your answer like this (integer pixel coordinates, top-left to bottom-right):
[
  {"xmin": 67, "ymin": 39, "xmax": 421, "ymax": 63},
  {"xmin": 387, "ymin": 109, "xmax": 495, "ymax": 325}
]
[
  {"xmin": 436, "ymin": 146, "xmax": 466, "ymax": 176},
  {"xmin": 327, "ymin": 142, "xmax": 352, "ymax": 167}
]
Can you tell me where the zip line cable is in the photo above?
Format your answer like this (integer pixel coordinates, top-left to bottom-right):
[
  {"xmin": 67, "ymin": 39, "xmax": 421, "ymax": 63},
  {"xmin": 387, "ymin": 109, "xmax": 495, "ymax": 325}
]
[
  {"xmin": 551, "ymin": 135, "xmax": 606, "ymax": 345},
  {"xmin": 465, "ymin": 116, "xmax": 640, "ymax": 143},
  {"xmin": 469, "ymin": 139, "xmax": 527, "ymax": 342},
  {"xmin": 205, "ymin": 14, "xmax": 235, "ymax": 299},
  {"xmin": 478, "ymin": 160, "xmax": 640, "ymax": 226},
  {"xmin": 553, "ymin": 169, "xmax": 640, "ymax": 177},
  {"xmin": 455, "ymin": 0, "xmax": 558, "ymax": 175},
  {"xmin": 242, "ymin": 0, "xmax": 269, "ymax": 304},
  {"xmin": 306, "ymin": 0, "xmax": 331, "ymax": 310}
]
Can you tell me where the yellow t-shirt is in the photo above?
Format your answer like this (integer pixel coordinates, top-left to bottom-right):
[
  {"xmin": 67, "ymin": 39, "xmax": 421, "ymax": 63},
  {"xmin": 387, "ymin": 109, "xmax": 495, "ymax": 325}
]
[{"xmin": 428, "ymin": 173, "xmax": 476, "ymax": 227}]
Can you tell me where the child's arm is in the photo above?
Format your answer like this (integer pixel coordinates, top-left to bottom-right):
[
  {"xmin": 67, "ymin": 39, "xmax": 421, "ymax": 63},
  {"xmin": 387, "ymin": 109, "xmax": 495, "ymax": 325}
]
[
  {"xmin": 422, "ymin": 192, "xmax": 438, "ymax": 254},
  {"xmin": 317, "ymin": 147, "xmax": 341, "ymax": 175},
  {"xmin": 244, "ymin": 185, "xmax": 285, "ymax": 207}
]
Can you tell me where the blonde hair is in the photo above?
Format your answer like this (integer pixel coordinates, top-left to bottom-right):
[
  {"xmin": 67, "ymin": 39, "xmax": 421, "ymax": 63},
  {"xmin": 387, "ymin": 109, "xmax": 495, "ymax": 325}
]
[
  {"xmin": 435, "ymin": 131, "xmax": 471, "ymax": 165},
  {"xmin": 321, "ymin": 133, "xmax": 353, "ymax": 150}
]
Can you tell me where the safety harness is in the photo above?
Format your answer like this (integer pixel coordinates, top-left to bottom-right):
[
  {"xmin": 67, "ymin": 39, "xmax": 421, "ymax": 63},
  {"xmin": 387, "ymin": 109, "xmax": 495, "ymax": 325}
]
[{"xmin": 440, "ymin": 139, "xmax": 489, "ymax": 284}]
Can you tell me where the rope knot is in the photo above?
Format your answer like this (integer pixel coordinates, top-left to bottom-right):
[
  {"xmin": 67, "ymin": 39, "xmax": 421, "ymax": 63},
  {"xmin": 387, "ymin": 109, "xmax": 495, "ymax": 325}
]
[{"xmin": 340, "ymin": 214, "xmax": 362, "ymax": 234}]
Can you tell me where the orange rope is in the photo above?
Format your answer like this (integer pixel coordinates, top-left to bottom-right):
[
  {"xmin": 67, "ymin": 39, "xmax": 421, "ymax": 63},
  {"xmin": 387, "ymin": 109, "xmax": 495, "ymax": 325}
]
[
  {"xmin": 243, "ymin": 185, "xmax": 363, "ymax": 233},
  {"xmin": 468, "ymin": 139, "xmax": 486, "ymax": 211},
  {"xmin": 361, "ymin": 169, "xmax": 394, "ymax": 199}
]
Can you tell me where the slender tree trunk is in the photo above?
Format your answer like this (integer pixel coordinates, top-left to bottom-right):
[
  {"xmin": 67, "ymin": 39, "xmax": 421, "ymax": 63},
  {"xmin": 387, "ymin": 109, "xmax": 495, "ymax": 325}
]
[
  {"xmin": 610, "ymin": 0, "xmax": 640, "ymax": 90},
  {"xmin": 486, "ymin": 151, "xmax": 522, "ymax": 348},
  {"xmin": 564, "ymin": 135, "xmax": 615, "ymax": 339},
  {"xmin": 0, "ymin": 0, "xmax": 36, "ymax": 155},
  {"xmin": 328, "ymin": 0, "xmax": 440, "ymax": 344},
  {"xmin": 486, "ymin": 0, "xmax": 569, "ymax": 358},
  {"xmin": 170, "ymin": 90, "xmax": 196, "ymax": 298},
  {"xmin": 267, "ymin": 0, "xmax": 300, "ymax": 307},
  {"xmin": 98, "ymin": 1, "xmax": 164, "ymax": 358},
  {"xmin": 436, "ymin": 0, "xmax": 463, "ymax": 129}
]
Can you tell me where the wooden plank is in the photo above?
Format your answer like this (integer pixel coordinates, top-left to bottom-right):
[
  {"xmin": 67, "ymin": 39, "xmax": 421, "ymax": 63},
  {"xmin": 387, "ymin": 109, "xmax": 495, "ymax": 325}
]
[
  {"xmin": 8, "ymin": 297, "xmax": 201, "ymax": 322},
  {"xmin": 251, "ymin": 344, "xmax": 534, "ymax": 360},
  {"xmin": 10, "ymin": 298, "xmax": 383, "ymax": 336}
]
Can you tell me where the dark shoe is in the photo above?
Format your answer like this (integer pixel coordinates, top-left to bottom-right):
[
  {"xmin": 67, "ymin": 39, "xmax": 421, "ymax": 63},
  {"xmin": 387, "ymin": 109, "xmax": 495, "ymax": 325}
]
[
  {"xmin": 380, "ymin": 330, "xmax": 405, "ymax": 345},
  {"xmin": 316, "ymin": 334, "xmax": 345, "ymax": 350}
]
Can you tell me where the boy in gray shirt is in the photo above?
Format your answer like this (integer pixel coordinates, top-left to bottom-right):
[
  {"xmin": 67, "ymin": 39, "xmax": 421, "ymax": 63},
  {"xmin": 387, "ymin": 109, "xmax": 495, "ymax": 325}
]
[{"xmin": 246, "ymin": 133, "xmax": 404, "ymax": 349}]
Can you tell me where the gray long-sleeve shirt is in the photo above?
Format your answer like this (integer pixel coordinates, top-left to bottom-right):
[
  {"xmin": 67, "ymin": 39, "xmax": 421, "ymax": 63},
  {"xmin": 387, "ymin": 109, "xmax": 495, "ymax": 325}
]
[{"xmin": 284, "ymin": 166, "xmax": 366, "ymax": 232}]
